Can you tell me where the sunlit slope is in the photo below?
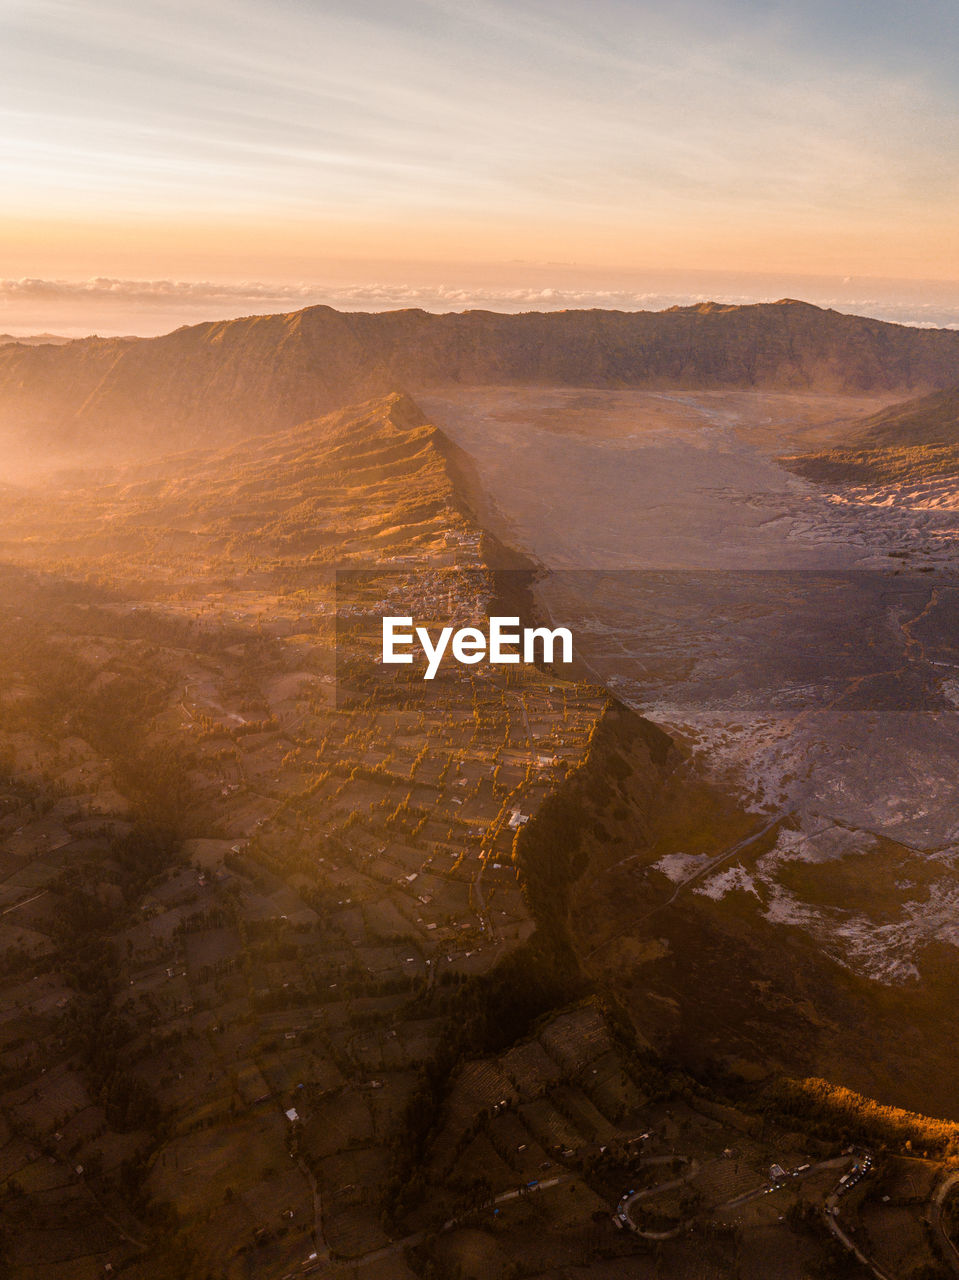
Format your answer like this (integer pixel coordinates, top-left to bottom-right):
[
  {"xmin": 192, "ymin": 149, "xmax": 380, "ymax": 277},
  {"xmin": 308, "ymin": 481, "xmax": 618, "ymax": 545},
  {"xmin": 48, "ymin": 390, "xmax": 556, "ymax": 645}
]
[
  {"xmin": 5, "ymin": 300, "xmax": 959, "ymax": 455},
  {"xmin": 783, "ymin": 385, "xmax": 959, "ymax": 485},
  {"xmin": 853, "ymin": 385, "xmax": 959, "ymax": 447},
  {"xmin": 0, "ymin": 392, "xmax": 471, "ymax": 578}
]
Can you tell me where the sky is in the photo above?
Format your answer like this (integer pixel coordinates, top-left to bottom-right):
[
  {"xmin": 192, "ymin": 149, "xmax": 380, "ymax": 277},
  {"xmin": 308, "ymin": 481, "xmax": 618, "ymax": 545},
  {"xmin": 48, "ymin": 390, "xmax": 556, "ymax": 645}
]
[{"xmin": 1, "ymin": 0, "xmax": 959, "ymax": 334}]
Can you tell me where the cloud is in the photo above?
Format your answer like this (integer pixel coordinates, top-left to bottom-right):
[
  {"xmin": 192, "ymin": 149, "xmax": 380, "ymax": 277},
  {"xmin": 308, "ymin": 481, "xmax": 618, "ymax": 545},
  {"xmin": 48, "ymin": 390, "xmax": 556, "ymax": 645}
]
[
  {"xmin": 0, "ymin": 277, "xmax": 318, "ymax": 305},
  {"xmin": 0, "ymin": 275, "xmax": 695, "ymax": 312}
]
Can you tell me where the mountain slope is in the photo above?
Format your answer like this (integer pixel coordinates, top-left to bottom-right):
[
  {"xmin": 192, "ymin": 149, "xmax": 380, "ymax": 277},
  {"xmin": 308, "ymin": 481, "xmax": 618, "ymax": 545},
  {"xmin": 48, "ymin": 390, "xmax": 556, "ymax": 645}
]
[
  {"xmin": 0, "ymin": 391, "xmax": 469, "ymax": 578},
  {"xmin": 0, "ymin": 332, "xmax": 71, "ymax": 346},
  {"xmin": 5, "ymin": 300, "xmax": 959, "ymax": 456},
  {"xmin": 783, "ymin": 385, "xmax": 959, "ymax": 485},
  {"xmin": 852, "ymin": 385, "xmax": 959, "ymax": 447},
  {"xmin": 0, "ymin": 391, "xmax": 606, "ymax": 1273}
]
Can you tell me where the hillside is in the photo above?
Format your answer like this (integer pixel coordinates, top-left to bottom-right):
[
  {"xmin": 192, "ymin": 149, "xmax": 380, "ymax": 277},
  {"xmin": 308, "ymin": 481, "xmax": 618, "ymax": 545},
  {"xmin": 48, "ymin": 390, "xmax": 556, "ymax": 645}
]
[
  {"xmin": 0, "ymin": 391, "xmax": 465, "ymax": 578},
  {"xmin": 0, "ymin": 391, "xmax": 615, "ymax": 1273},
  {"xmin": 4, "ymin": 300, "xmax": 959, "ymax": 456},
  {"xmin": 852, "ymin": 385, "xmax": 959, "ymax": 448},
  {"xmin": 783, "ymin": 384, "xmax": 959, "ymax": 485}
]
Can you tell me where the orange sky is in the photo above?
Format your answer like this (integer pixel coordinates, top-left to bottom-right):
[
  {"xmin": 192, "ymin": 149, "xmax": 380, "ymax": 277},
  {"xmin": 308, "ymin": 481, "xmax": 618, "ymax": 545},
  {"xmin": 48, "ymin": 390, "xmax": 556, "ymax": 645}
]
[{"xmin": 3, "ymin": 205, "xmax": 959, "ymax": 286}]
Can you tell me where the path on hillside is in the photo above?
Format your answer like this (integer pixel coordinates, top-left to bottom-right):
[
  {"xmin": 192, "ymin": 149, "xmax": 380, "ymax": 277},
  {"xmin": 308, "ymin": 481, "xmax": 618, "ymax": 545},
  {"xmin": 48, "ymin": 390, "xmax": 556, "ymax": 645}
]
[
  {"xmin": 928, "ymin": 1169, "xmax": 959, "ymax": 1276},
  {"xmin": 301, "ymin": 1172, "xmax": 575, "ymax": 1274},
  {"xmin": 586, "ymin": 810, "xmax": 790, "ymax": 959}
]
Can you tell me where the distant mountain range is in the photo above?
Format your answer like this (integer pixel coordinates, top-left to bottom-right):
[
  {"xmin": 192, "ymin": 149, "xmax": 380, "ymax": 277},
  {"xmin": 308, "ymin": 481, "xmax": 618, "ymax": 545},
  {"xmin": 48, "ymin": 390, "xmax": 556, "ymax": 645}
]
[
  {"xmin": 4, "ymin": 299, "xmax": 959, "ymax": 455},
  {"xmin": 0, "ymin": 332, "xmax": 71, "ymax": 346}
]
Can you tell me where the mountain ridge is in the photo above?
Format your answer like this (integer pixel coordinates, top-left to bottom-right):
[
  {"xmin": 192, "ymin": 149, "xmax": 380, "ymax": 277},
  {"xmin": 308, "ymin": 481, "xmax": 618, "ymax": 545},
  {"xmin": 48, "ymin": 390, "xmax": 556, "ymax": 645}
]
[{"xmin": 5, "ymin": 299, "xmax": 959, "ymax": 456}]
